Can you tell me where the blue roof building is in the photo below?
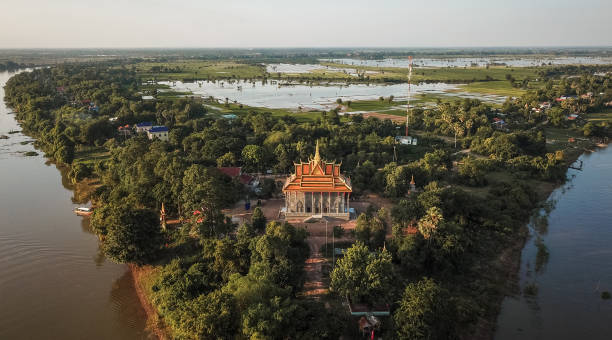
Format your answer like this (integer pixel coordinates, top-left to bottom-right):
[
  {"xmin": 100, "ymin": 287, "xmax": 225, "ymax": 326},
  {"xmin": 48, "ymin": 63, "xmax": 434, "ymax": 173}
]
[
  {"xmin": 135, "ymin": 121, "xmax": 154, "ymax": 132},
  {"xmin": 147, "ymin": 126, "xmax": 169, "ymax": 141}
]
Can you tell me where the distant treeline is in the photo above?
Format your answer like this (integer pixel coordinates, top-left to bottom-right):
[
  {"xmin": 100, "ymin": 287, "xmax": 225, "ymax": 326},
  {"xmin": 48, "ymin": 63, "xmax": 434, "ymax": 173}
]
[{"xmin": 0, "ymin": 61, "xmax": 26, "ymax": 71}]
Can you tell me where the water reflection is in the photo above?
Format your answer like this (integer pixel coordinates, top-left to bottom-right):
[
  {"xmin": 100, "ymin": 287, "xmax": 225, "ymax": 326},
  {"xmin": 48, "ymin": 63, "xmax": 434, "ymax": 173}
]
[
  {"xmin": 324, "ymin": 56, "xmax": 612, "ymax": 68},
  {"xmin": 165, "ymin": 79, "xmax": 508, "ymax": 110},
  {"xmin": 109, "ymin": 270, "xmax": 154, "ymax": 339},
  {"xmin": 0, "ymin": 70, "xmax": 150, "ymax": 339},
  {"xmin": 495, "ymin": 146, "xmax": 612, "ymax": 340}
]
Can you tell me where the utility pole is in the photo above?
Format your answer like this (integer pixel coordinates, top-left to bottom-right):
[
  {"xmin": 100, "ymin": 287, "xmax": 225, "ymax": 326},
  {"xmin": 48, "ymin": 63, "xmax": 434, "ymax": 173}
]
[
  {"xmin": 332, "ymin": 226, "xmax": 335, "ymax": 268},
  {"xmin": 406, "ymin": 55, "xmax": 413, "ymax": 137},
  {"xmin": 325, "ymin": 218, "xmax": 328, "ymax": 257}
]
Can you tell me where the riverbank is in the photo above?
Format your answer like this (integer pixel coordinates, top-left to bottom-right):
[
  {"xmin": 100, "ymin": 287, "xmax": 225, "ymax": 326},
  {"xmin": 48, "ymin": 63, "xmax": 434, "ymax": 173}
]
[
  {"xmin": 129, "ymin": 265, "xmax": 169, "ymax": 340},
  {"xmin": 495, "ymin": 143, "xmax": 612, "ymax": 339},
  {"xmin": 475, "ymin": 140, "xmax": 609, "ymax": 339},
  {"xmin": 0, "ymin": 69, "xmax": 150, "ymax": 340}
]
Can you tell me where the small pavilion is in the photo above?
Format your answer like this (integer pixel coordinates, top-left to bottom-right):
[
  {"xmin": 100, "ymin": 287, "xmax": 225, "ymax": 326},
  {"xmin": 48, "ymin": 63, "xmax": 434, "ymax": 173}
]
[{"xmin": 282, "ymin": 142, "xmax": 352, "ymax": 220}]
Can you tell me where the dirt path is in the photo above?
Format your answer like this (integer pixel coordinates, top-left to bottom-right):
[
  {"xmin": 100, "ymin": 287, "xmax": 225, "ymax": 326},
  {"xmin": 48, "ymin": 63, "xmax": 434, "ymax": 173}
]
[
  {"xmin": 302, "ymin": 235, "xmax": 356, "ymax": 298},
  {"xmin": 303, "ymin": 238, "xmax": 327, "ymax": 298}
]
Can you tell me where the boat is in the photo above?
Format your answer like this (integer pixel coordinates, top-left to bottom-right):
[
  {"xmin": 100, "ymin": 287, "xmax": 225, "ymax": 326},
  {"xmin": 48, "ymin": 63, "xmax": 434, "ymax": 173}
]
[{"xmin": 74, "ymin": 207, "xmax": 93, "ymax": 216}]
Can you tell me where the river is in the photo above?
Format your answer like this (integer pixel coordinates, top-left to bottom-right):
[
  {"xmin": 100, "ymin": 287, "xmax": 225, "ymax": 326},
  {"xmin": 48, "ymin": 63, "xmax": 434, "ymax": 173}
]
[
  {"xmin": 0, "ymin": 70, "xmax": 151, "ymax": 339},
  {"xmin": 495, "ymin": 146, "xmax": 612, "ymax": 339}
]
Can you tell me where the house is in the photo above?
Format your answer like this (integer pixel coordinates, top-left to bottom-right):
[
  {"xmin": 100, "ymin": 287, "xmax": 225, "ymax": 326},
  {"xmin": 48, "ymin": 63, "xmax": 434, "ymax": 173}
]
[
  {"xmin": 135, "ymin": 122, "xmax": 154, "ymax": 133},
  {"xmin": 539, "ymin": 102, "xmax": 551, "ymax": 109},
  {"xmin": 142, "ymin": 95, "xmax": 155, "ymax": 100},
  {"xmin": 147, "ymin": 126, "xmax": 169, "ymax": 141},
  {"xmin": 395, "ymin": 136, "xmax": 417, "ymax": 146},
  {"xmin": 492, "ymin": 117, "xmax": 507, "ymax": 129},
  {"xmin": 88, "ymin": 102, "xmax": 99, "ymax": 113},
  {"xmin": 218, "ymin": 167, "xmax": 258, "ymax": 190},
  {"xmin": 117, "ymin": 125, "xmax": 132, "ymax": 137},
  {"xmin": 567, "ymin": 114, "xmax": 579, "ymax": 120}
]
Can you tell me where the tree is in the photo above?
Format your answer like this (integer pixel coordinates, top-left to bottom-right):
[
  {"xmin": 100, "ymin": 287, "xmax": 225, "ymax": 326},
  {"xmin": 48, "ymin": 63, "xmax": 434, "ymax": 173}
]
[
  {"xmin": 93, "ymin": 205, "xmax": 163, "ymax": 264},
  {"xmin": 217, "ymin": 152, "xmax": 237, "ymax": 167},
  {"xmin": 181, "ymin": 164, "xmax": 238, "ymax": 211},
  {"xmin": 241, "ymin": 144, "xmax": 265, "ymax": 173},
  {"xmin": 417, "ymin": 207, "xmax": 444, "ymax": 240},
  {"xmin": 394, "ymin": 278, "xmax": 457, "ymax": 340},
  {"xmin": 54, "ymin": 143, "xmax": 74, "ymax": 164},
  {"xmin": 251, "ymin": 207, "xmax": 267, "ymax": 232},
  {"xmin": 171, "ymin": 290, "xmax": 238, "ymax": 340},
  {"xmin": 330, "ymin": 241, "xmax": 393, "ymax": 304}
]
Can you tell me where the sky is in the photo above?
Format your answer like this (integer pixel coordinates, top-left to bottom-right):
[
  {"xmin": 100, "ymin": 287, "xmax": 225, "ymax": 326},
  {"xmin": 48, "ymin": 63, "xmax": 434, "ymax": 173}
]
[{"xmin": 0, "ymin": 0, "xmax": 611, "ymax": 48}]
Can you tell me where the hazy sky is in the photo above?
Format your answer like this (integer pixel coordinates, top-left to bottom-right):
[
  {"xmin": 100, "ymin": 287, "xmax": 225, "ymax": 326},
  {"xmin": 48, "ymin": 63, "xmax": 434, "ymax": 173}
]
[{"xmin": 1, "ymin": 0, "xmax": 611, "ymax": 48}]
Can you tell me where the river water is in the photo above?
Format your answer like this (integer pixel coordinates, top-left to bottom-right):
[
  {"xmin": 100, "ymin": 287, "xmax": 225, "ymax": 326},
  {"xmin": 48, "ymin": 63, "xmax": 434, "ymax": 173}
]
[
  {"xmin": 0, "ymin": 70, "xmax": 151, "ymax": 339},
  {"xmin": 495, "ymin": 146, "xmax": 612, "ymax": 339}
]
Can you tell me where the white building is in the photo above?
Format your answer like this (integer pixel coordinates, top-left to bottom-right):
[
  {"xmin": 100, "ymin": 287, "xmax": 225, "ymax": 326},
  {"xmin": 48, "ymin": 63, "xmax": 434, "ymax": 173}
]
[
  {"xmin": 135, "ymin": 122, "xmax": 154, "ymax": 133},
  {"xmin": 147, "ymin": 126, "xmax": 169, "ymax": 141}
]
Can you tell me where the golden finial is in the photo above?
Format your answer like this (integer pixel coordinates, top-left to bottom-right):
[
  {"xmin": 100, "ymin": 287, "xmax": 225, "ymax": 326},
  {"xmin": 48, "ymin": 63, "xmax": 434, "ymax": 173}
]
[
  {"xmin": 410, "ymin": 175, "xmax": 415, "ymax": 185},
  {"xmin": 313, "ymin": 140, "xmax": 321, "ymax": 165}
]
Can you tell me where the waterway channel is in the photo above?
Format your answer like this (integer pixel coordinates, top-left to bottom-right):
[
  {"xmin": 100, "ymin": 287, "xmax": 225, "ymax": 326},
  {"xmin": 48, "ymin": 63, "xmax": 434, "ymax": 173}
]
[
  {"xmin": 0, "ymin": 70, "xmax": 151, "ymax": 339},
  {"xmin": 495, "ymin": 146, "xmax": 612, "ymax": 339}
]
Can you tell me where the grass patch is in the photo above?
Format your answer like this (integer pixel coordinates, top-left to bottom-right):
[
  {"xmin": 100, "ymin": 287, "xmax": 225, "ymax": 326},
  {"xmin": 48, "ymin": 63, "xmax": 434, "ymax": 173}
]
[
  {"xmin": 135, "ymin": 61, "xmax": 266, "ymax": 81},
  {"xmin": 321, "ymin": 62, "xmax": 540, "ymax": 83},
  {"xmin": 74, "ymin": 146, "xmax": 110, "ymax": 166},
  {"xmin": 586, "ymin": 110, "xmax": 612, "ymax": 123},
  {"xmin": 458, "ymin": 80, "xmax": 527, "ymax": 97},
  {"xmin": 205, "ymin": 101, "xmax": 322, "ymax": 123}
]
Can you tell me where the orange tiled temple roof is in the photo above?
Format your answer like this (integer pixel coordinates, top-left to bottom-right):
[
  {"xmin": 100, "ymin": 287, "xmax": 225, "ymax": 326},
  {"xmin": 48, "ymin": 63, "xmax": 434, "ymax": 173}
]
[{"xmin": 282, "ymin": 141, "xmax": 352, "ymax": 193}]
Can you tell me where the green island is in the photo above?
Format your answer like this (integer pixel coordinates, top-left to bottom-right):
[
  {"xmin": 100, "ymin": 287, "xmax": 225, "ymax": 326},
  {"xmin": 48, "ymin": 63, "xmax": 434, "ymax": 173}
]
[{"xmin": 4, "ymin": 53, "xmax": 612, "ymax": 339}]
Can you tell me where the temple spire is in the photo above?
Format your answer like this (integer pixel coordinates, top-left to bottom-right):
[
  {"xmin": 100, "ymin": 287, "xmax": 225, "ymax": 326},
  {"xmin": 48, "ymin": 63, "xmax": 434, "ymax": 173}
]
[{"xmin": 313, "ymin": 140, "xmax": 321, "ymax": 165}]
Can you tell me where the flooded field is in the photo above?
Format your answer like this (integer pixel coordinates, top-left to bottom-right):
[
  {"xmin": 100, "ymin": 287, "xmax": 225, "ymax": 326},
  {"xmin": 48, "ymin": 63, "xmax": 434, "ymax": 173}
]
[
  {"xmin": 324, "ymin": 56, "xmax": 612, "ymax": 68},
  {"xmin": 164, "ymin": 79, "xmax": 507, "ymax": 110},
  {"xmin": 265, "ymin": 63, "xmax": 378, "ymax": 76}
]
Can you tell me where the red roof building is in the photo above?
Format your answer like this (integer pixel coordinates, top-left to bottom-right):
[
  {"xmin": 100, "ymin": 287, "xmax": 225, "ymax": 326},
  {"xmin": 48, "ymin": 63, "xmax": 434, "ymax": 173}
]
[
  {"xmin": 282, "ymin": 141, "xmax": 352, "ymax": 220},
  {"xmin": 218, "ymin": 167, "xmax": 255, "ymax": 186},
  {"xmin": 218, "ymin": 167, "xmax": 242, "ymax": 178}
]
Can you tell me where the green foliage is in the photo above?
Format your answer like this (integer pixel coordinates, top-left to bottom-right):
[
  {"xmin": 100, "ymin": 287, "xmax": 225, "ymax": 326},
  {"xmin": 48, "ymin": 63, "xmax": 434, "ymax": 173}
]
[
  {"xmin": 354, "ymin": 210, "xmax": 387, "ymax": 248},
  {"xmin": 241, "ymin": 144, "xmax": 265, "ymax": 172},
  {"xmin": 251, "ymin": 207, "xmax": 266, "ymax": 232},
  {"xmin": 91, "ymin": 205, "xmax": 162, "ymax": 264},
  {"xmin": 330, "ymin": 241, "xmax": 393, "ymax": 305},
  {"xmin": 333, "ymin": 225, "xmax": 345, "ymax": 238},
  {"xmin": 394, "ymin": 277, "xmax": 457, "ymax": 340},
  {"xmin": 68, "ymin": 161, "xmax": 92, "ymax": 183}
]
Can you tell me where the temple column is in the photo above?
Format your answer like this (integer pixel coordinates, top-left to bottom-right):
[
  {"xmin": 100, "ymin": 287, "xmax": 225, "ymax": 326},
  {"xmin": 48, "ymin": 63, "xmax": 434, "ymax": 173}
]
[
  {"xmin": 328, "ymin": 192, "xmax": 331, "ymax": 214},
  {"xmin": 311, "ymin": 192, "xmax": 314, "ymax": 214},
  {"xmin": 320, "ymin": 192, "xmax": 323, "ymax": 214},
  {"xmin": 347, "ymin": 193, "xmax": 350, "ymax": 213}
]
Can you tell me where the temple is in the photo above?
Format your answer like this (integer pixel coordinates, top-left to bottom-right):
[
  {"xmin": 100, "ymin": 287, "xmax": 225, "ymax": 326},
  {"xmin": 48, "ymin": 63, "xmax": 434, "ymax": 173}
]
[{"xmin": 283, "ymin": 141, "xmax": 352, "ymax": 220}]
